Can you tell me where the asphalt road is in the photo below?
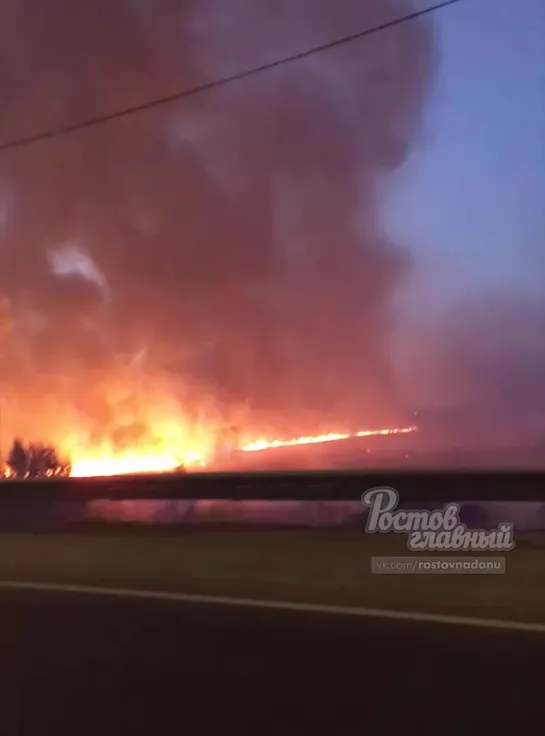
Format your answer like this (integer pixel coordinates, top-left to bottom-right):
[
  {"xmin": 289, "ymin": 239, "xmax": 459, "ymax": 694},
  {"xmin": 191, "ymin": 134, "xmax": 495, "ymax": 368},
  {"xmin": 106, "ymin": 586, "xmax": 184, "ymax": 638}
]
[{"xmin": 0, "ymin": 590, "xmax": 543, "ymax": 735}]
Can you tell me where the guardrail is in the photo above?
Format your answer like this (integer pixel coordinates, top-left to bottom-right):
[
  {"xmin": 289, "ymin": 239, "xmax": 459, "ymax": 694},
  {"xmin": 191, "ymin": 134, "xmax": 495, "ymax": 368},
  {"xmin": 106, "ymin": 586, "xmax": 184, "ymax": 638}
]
[{"xmin": 0, "ymin": 470, "xmax": 544, "ymax": 503}]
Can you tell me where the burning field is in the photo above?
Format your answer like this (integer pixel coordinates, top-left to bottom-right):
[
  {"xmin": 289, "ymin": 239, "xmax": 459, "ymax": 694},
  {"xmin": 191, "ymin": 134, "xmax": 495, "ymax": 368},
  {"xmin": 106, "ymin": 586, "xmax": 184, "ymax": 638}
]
[
  {"xmin": 0, "ymin": 405, "xmax": 417, "ymax": 479},
  {"xmin": 0, "ymin": 0, "xmax": 436, "ymax": 480}
]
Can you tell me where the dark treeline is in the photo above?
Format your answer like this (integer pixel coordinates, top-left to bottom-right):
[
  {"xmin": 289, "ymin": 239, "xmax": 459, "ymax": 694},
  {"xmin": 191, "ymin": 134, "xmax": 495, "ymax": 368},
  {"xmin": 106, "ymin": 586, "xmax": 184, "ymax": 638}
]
[{"xmin": 2, "ymin": 438, "xmax": 71, "ymax": 478}]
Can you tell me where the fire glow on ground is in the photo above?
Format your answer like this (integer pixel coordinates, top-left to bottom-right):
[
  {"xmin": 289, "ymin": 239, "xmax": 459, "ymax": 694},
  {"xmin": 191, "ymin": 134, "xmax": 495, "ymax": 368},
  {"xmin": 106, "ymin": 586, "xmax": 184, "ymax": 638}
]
[{"xmin": 64, "ymin": 425, "xmax": 417, "ymax": 478}]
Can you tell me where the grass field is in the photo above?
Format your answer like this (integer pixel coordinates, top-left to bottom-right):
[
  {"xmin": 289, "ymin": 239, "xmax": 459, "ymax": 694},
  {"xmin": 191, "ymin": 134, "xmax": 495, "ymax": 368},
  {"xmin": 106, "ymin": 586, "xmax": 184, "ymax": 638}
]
[{"xmin": 0, "ymin": 528, "xmax": 544, "ymax": 622}]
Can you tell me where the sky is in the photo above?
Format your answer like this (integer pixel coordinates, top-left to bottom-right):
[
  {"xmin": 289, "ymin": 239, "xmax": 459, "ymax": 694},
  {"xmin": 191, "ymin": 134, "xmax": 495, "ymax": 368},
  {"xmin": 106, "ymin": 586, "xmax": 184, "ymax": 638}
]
[{"xmin": 385, "ymin": 0, "xmax": 545, "ymax": 319}]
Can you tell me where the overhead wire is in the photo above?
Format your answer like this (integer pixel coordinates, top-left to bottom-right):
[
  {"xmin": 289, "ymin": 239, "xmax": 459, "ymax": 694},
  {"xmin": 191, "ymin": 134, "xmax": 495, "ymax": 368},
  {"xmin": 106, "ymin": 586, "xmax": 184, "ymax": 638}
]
[{"xmin": 0, "ymin": 0, "xmax": 465, "ymax": 154}]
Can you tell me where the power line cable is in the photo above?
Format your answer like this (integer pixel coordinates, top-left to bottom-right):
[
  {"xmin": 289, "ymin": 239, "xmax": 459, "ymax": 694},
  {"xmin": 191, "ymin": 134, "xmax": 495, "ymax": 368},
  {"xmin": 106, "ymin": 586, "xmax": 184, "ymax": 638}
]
[{"xmin": 0, "ymin": 0, "xmax": 464, "ymax": 154}]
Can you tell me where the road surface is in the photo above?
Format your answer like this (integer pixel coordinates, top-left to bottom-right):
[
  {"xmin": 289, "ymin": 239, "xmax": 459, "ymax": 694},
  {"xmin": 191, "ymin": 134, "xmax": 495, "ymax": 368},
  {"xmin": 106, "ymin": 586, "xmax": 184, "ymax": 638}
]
[{"xmin": 0, "ymin": 589, "xmax": 542, "ymax": 735}]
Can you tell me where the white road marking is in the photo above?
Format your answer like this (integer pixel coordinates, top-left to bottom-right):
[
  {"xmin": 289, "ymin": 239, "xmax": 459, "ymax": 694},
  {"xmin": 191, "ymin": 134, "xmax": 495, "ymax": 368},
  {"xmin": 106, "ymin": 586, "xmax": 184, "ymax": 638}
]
[{"xmin": 1, "ymin": 579, "xmax": 545, "ymax": 634}]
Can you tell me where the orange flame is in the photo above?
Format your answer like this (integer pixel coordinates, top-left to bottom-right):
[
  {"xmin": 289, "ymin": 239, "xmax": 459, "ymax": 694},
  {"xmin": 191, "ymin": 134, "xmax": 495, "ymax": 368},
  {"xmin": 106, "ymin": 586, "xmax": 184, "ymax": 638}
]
[
  {"xmin": 66, "ymin": 420, "xmax": 214, "ymax": 478},
  {"xmin": 67, "ymin": 425, "xmax": 417, "ymax": 477},
  {"xmin": 0, "ymin": 361, "xmax": 417, "ymax": 479},
  {"xmin": 240, "ymin": 425, "xmax": 416, "ymax": 452},
  {"xmin": 70, "ymin": 451, "xmax": 206, "ymax": 478}
]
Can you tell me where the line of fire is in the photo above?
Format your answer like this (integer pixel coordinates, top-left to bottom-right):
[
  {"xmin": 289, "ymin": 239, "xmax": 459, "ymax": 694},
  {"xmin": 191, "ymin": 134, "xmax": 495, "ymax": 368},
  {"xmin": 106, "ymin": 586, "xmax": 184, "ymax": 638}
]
[
  {"xmin": 0, "ymin": 298, "xmax": 543, "ymax": 483},
  {"xmin": 0, "ymin": 294, "xmax": 425, "ymax": 480},
  {"xmin": 0, "ymin": 426, "xmax": 418, "ymax": 480}
]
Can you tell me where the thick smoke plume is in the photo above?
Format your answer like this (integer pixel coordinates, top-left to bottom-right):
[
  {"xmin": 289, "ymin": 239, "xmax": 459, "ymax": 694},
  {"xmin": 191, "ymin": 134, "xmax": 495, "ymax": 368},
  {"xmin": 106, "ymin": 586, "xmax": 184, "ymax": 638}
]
[{"xmin": 0, "ymin": 0, "xmax": 436, "ymax": 452}]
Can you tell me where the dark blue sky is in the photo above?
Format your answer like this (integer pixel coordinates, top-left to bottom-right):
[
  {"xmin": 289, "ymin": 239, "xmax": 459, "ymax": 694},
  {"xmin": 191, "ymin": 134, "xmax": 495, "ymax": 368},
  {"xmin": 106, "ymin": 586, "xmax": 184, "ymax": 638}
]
[{"xmin": 386, "ymin": 0, "xmax": 545, "ymax": 319}]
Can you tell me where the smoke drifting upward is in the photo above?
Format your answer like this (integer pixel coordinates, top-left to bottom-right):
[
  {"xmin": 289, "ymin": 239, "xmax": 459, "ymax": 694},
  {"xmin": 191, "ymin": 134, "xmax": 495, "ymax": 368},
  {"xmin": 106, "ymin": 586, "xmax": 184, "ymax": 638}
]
[
  {"xmin": 399, "ymin": 292, "xmax": 545, "ymax": 409},
  {"xmin": 0, "ymin": 0, "xmax": 436, "ymax": 448}
]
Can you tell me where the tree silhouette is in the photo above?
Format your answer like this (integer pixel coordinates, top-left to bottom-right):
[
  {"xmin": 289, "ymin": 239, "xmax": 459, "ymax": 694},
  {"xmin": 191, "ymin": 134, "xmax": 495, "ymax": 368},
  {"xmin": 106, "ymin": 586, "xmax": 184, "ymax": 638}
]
[
  {"xmin": 6, "ymin": 438, "xmax": 28, "ymax": 478},
  {"xmin": 5, "ymin": 439, "xmax": 71, "ymax": 478}
]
